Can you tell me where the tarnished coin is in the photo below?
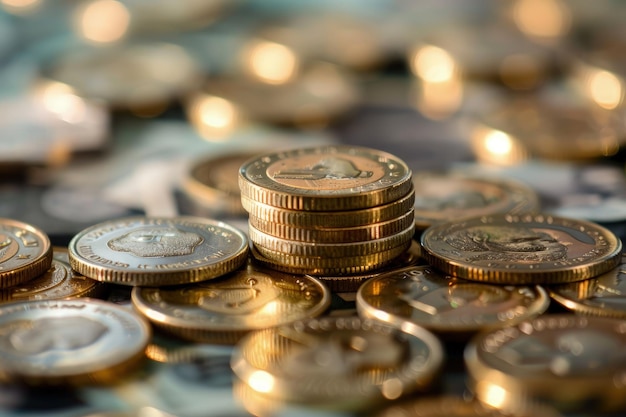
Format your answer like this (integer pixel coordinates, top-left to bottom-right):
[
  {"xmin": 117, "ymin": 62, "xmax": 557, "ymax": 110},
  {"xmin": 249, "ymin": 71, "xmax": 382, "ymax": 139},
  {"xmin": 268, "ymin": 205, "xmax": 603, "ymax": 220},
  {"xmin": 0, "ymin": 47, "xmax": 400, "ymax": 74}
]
[
  {"xmin": 238, "ymin": 145, "xmax": 413, "ymax": 211},
  {"xmin": 231, "ymin": 316, "xmax": 443, "ymax": 409},
  {"xmin": 68, "ymin": 216, "xmax": 249, "ymax": 286},
  {"xmin": 421, "ymin": 214, "xmax": 622, "ymax": 284},
  {"xmin": 0, "ymin": 218, "xmax": 52, "ymax": 289},
  {"xmin": 0, "ymin": 247, "xmax": 105, "ymax": 303},
  {"xmin": 465, "ymin": 314, "xmax": 626, "ymax": 412},
  {"xmin": 131, "ymin": 260, "xmax": 330, "ymax": 344},
  {"xmin": 0, "ymin": 298, "xmax": 150, "ymax": 385},
  {"xmin": 412, "ymin": 172, "xmax": 539, "ymax": 230},
  {"xmin": 357, "ymin": 266, "xmax": 549, "ymax": 335}
]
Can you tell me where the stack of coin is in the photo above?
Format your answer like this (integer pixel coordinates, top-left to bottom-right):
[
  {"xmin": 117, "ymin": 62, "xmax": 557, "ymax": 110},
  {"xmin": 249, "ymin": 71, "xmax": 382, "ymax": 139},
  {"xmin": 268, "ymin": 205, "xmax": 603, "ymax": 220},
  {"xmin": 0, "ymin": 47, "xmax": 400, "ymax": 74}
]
[{"xmin": 238, "ymin": 145, "xmax": 416, "ymax": 278}]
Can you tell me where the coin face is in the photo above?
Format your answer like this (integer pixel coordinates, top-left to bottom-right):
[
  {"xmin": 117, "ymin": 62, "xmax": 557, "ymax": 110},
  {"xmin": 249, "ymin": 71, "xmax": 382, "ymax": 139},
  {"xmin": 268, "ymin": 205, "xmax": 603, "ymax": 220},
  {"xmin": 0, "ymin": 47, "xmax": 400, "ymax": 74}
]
[
  {"xmin": 465, "ymin": 314, "xmax": 626, "ymax": 412},
  {"xmin": 68, "ymin": 216, "xmax": 249, "ymax": 286},
  {"xmin": 0, "ymin": 247, "xmax": 105, "ymax": 303},
  {"xmin": 0, "ymin": 218, "xmax": 52, "ymax": 289},
  {"xmin": 231, "ymin": 316, "xmax": 443, "ymax": 408},
  {"xmin": 131, "ymin": 261, "xmax": 330, "ymax": 343},
  {"xmin": 357, "ymin": 266, "xmax": 549, "ymax": 334},
  {"xmin": 239, "ymin": 146, "xmax": 413, "ymax": 211},
  {"xmin": 421, "ymin": 214, "xmax": 622, "ymax": 284},
  {"xmin": 0, "ymin": 299, "xmax": 150, "ymax": 385}
]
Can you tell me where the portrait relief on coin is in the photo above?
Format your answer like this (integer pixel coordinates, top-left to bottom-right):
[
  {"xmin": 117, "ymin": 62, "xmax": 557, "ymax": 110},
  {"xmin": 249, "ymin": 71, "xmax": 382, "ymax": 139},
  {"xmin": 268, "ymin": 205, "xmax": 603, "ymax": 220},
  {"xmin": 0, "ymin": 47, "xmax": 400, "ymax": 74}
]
[{"xmin": 107, "ymin": 227, "xmax": 204, "ymax": 258}]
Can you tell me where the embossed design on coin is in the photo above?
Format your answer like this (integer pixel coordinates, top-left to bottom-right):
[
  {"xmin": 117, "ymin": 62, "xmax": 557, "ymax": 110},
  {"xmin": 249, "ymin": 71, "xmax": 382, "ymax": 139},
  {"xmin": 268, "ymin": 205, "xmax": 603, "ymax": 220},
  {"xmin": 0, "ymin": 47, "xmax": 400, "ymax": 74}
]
[{"xmin": 108, "ymin": 227, "xmax": 203, "ymax": 257}]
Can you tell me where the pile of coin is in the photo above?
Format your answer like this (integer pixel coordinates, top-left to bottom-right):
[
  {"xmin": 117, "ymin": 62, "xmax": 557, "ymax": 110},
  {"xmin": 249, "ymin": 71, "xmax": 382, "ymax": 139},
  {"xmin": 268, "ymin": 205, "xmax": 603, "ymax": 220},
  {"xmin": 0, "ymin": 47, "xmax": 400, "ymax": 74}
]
[{"xmin": 238, "ymin": 145, "xmax": 416, "ymax": 278}]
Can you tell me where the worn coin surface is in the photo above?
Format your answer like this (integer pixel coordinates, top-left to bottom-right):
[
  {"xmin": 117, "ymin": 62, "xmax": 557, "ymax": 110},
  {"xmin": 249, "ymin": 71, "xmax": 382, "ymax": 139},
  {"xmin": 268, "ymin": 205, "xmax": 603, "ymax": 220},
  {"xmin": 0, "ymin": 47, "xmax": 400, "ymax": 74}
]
[
  {"xmin": 357, "ymin": 266, "xmax": 549, "ymax": 334},
  {"xmin": 0, "ymin": 298, "xmax": 150, "ymax": 385},
  {"xmin": 69, "ymin": 216, "xmax": 249, "ymax": 286},
  {"xmin": 0, "ymin": 218, "xmax": 52, "ymax": 289},
  {"xmin": 421, "ymin": 214, "xmax": 622, "ymax": 284}
]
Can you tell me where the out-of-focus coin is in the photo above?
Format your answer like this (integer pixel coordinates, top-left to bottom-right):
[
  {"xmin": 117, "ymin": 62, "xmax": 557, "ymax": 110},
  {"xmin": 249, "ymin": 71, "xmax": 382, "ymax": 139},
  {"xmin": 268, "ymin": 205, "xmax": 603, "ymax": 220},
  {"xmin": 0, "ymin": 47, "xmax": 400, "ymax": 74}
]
[
  {"xmin": 0, "ymin": 218, "xmax": 52, "ymax": 289},
  {"xmin": 421, "ymin": 214, "xmax": 622, "ymax": 284},
  {"xmin": 465, "ymin": 314, "xmax": 626, "ymax": 412},
  {"xmin": 231, "ymin": 316, "xmax": 443, "ymax": 409},
  {"xmin": 357, "ymin": 266, "xmax": 549, "ymax": 335},
  {"xmin": 238, "ymin": 145, "xmax": 413, "ymax": 211},
  {"xmin": 68, "ymin": 216, "xmax": 249, "ymax": 286},
  {"xmin": 0, "ymin": 247, "xmax": 106, "ymax": 303},
  {"xmin": 0, "ymin": 298, "xmax": 150, "ymax": 385},
  {"xmin": 412, "ymin": 172, "xmax": 539, "ymax": 230},
  {"xmin": 131, "ymin": 260, "xmax": 330, "ymax": 344}
]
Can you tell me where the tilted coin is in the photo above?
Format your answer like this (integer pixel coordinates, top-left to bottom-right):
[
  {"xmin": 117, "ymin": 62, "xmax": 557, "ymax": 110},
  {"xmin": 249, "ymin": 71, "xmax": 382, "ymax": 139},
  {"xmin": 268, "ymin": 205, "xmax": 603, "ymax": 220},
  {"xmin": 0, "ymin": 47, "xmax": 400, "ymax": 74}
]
[
  {"xmin": 0, "ymin": 247, "xmax": 106, "ymax": 303},
  {"xmin": 238, "ymin": 145, "xmax": 413, "ymax": 211},
  {"xmin": 0, "ymin": 298, "xmax": 150, "ymax": 385},
  {"xmin": 357, "ymin": 266, "xmax": 549, "ymax": 335},
  {"xmin": 0, "ymin": 218, "xmax": 52, "ymax": 289},
  {"xmin": 68, "ymin": 216, "xmax": 249, "ymax": 286},
  {"xmin": 231, "ymin": 316, "xmax": 443, "ymax": 409},
  {"xmin": 549, "ymin": 254, "xmax": 626, "ymax": 318},
  {"xmin": 465, "ymin": 314, "xmax": 626, "ymax": 412},
  {"xmin": 412, "ymin": 172, "xmax": 539, "ymax": 230},
  {"xmin": 131, "ymin": 260, "xmax": 330, "ymax": 344},
  {"xmin": 421, "ymin": 214, "xmax": 622, "ymax": 284}
]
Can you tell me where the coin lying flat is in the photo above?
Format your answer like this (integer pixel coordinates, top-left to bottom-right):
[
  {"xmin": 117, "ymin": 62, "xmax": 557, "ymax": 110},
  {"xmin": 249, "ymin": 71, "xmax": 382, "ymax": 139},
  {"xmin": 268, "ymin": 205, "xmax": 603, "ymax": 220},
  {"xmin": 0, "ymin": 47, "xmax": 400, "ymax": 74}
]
[
  {"xmin": 465, "ymin": 314, "xmax": 626, "ymax": 412},
  {"xmin": 238, "ymin": 145, "xmax": 413, "ymax": 211},
  {"xmin": 131, "ymin": 260, "xmax": 330, "ymax": 344},
  {"xmin": 0, "ymin": 247, "xmax": 105, "ymax": 303},
  {"xmin": 231, "ymin": 316, "xmax": 443, "ymax": 409},
  {"xmin": 0, "ymin": 218, "xmax": 52, "ymax": 289},
  {"xmin": 420, "ymin": 214, "xmax": 622, "ymax": 284},
  {"xmin": 357, "ymin": 266, "xmax": 549, "ymax": 335},
  {"xmin": 0, "ymin": 298, "xmax": 150, "ymax": 385},
  {"xmin": 68, "ymin": 216, "xmax": 249, "ymax": 286}
]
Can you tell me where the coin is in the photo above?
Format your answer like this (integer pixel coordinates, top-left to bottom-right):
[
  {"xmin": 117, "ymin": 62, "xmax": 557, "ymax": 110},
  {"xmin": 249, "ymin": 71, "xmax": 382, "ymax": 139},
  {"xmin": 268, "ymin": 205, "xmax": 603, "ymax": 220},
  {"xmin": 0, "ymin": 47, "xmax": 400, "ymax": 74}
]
[
  {"xmin": 412, "ymin": 172, "xmax": 539, "ymax": 230},
  {"xmin": 420, "ymin": 214, "xmax": 622, "ymax": 284},
  {"xmin": 0, "ymin": 247, "xmax": 106, "ymax": 303},
  {"xmin": 68, "ymin": 216, "xmax": 249, "ymax": 286},
  {"xmin": 231, "ymin": 316, "xmax": 443, "ymax": 409},
  {"xmin": 0, "ymin": 298, "xmax": 150, "ymax": 385},
  {"xmin": 465, "ymin": 314, "xmax": 626, "ymax": 412},
  {"xmin": 357, "ymin": 266, "xmax": 549, "ymax": 335},
  {"xmin": 0, "ymin": 218, "xmax": 52, "ymax": 289},
  {"xmin": 131, "ymin": 260, "xmax": 330, "ymax": 344},
  {"xmin": 238, "ymin": 145, "xmax": 413, "ymax": 211}
]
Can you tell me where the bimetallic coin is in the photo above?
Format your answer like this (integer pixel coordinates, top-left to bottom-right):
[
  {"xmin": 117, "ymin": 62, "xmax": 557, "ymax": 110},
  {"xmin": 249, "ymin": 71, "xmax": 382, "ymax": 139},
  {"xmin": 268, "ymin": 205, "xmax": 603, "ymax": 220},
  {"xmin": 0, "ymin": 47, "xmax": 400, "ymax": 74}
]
[
  {"xmin": 0, "ymin": 247, "xmax": 106, "ymax": 303},
  {"xmin": 69, "ymin": 216, "xmax": 249, "ymax": 286},
  {"xmin": 131, "ymin": 260, "xmax": 330, "ymax": 344},
  {"xmin": 0, "ymin": 218, "xmax": 52, "ymax": 289},
  {"xmin": 412, "ymin": 172, "xmax": 539, "ymax": 230},
  {"xmin": 465, "ymin": 314, "xmax": 626, "ymax": 412},
  {"xmin": 238, "ymin": 145, "xmax": 413, "ymax": 211},
  {"xmin": 231, "ymin": 316, "xmax": 443, "ymax": 409},
  {"xmin": 421, "ymin": 214, "xmax": 622, "ymax": 284},
  {"xmin": 357, "ymin": 266, "xmax": 549, "ymax": 335},
  {"xmin": 0, "ymin": 299, "xmax": 150, "ymax": 385}
]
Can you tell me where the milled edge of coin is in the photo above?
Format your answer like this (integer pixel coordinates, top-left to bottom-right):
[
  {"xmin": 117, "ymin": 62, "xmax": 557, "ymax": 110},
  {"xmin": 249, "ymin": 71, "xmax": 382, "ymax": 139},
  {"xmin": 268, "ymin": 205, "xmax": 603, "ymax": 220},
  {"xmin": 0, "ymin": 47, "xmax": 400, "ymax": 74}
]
[
  {"xmin": 68, "ymin": 216, "xmax": 249, "ymax": 286},
  {"xmin": 238, "ymin": 145, "xmax": 413, "ymax": 211},
  {"xmin": 420, "ymin": 214, "xmax": 623, "ymax": 284},
  {"xmin": 241, "ymin": 188, "xmax": 415, "ymax": 227},
  {"xmin": 0, "ymin": 218, "xmax": 53, "ymax": 289}
]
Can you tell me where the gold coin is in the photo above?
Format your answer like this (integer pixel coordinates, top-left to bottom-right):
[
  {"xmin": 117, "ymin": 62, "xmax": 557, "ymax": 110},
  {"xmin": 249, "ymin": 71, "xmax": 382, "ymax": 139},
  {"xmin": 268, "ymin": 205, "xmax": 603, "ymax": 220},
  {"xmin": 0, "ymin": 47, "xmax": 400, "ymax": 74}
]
[
  {"xmin": 0, "ymin": 247, "xmax": 106, "ymax": 303},
  {"xmin": 68, "ymin": 216, "xmax": 249, "ymax": 286},
  {"xmin": 465, "ymin": 314, "xmax": 626, "ymax": 412},
  {"xmin": 0, "ymin": 218, "xmax": 52, "ymax": 289},
  {"xmin": 131, "ymin": 260, "xmax": 330, "ymax": 344},
  {"xmin": 420, "ymin": 214, "xmax": 622, "ymax": 284},
  {"xmin": 0, "ymin": 298, "xmax": 150, "ymax": 385},
  {"xmin": 357, "ymin": 266, "xmax": 549, "ymax": 335},
  {"xmin": 238, "ymin": 145, "xmax": 413, "ymax": 211},
  {"xmin": 241, "ymin": 187, "xmax": 415, "ymax": 228},
  {"xmin": 231, "ymin": 316, "xmax": 443, "ymax": 409},
  {"xmin": 412, "ymin": 172, "xmax": 539, "ymax": 230}
]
